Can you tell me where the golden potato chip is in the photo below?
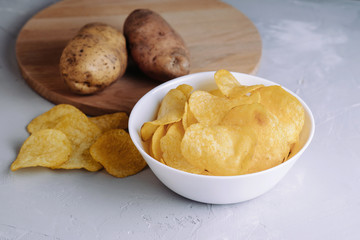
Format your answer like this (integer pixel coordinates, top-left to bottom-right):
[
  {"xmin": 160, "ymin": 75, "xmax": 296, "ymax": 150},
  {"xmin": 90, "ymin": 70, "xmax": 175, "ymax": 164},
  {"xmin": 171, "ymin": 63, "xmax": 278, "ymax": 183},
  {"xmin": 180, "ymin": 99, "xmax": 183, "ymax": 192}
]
[
  {"xmin": 141, "ymin": 88, "xmax": 187, "ymax": 141},
  {"xmin": 230, "ymin": 85, "xmax": 264, "ymax": 99},
  {"xmin": 208, "ymin": 88, "xmax": 225, "ymax": 97},
  {"xmin": 141, "ymin": 138, "xmax": 152, "ymax": 160},
  {"xmin": 215, "ymin": 69, "xmax": 263, "ymax": 98},
  {"xmin": 287, "ymin": 140, "xmax": 301, "ymax": 160},
  {"xmin": 148, "ymin": 138, "xmax": 154, "ymax": 159},
  {"xmin": 214, "ymin": 69, "xmax": 241, "ymax": 97},
  {"xmin": 181, "ymin": 123, "xmax": 256, "ymax": 176},
  {"xmin": 188, "ymin": 90, "xmax": 260, "ymax": 127},
  {"xmin": 90, "ymin": 129, "xmax": 146, "ymax": 178},
  {"xmin": 255, "ymin": 85, "xmax": 305, "ymax": 145},
  {"xmin": 27, "ymin": 104, "xmax": 83, "ymax": 134},
  {"xmin": 53, "ymin": 113, "xmax": 103, "ymax": 171},
  {"xmin": 222, "ymin": 103, "xmax": 290, "ymax": 173},
  {"xmin": 176, "ymin": 84, "xmax": 193, "ymax": 99},
  {"xmin": 160, "ymin": 122, "xmax": 206, "ymax": 174},
  {"xmin": 89, "ymin": 112, "xmax": 128, "ymax": 132},
  {"xmin": 182, "ymin": 102, "xmax": 198, "ymax": 130},
  {"xmin": 188, "ymin": 90, "xmax": 233, "ymax": 126},
  {"xmin": 159, "ymin": 158, "xmax": 166, "ymax": 165},
  {"xmin": 140, "ymin": 122, "xmax": 160, "ymax": 142},
  {"xmin": 157, "ymin": 88, "xmax": 187, "ymax": 120},
  {"xmin": 229, "ymin": 90, "xmax": 261, "ymax": 107},
  {"xmin": 11, "ymin": 129, "xmax": 71, "ymax": 171},
  {"xmin": 151, "ymin": 125, "xmax": 166, "ymax": 160}
]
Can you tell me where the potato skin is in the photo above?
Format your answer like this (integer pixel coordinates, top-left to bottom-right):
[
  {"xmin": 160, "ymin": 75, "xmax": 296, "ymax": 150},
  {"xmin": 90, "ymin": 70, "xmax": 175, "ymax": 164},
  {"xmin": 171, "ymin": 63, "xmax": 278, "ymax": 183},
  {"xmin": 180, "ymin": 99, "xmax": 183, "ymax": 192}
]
[
  {"xmin": 123, "ymin": 9, "xmax": 190, "ymax": 82},
  {"xmin": 60, "ymin": 23, "xmax": 127, "ymax": 95}
]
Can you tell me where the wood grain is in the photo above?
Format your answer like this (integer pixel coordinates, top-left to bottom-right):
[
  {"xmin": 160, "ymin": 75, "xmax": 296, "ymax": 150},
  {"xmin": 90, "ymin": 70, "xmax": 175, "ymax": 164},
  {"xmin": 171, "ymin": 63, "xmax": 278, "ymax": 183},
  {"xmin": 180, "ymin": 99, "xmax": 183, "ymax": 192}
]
[{"xmin": 16, "ymin": 0, "xmax": 262, "ymax": 116}]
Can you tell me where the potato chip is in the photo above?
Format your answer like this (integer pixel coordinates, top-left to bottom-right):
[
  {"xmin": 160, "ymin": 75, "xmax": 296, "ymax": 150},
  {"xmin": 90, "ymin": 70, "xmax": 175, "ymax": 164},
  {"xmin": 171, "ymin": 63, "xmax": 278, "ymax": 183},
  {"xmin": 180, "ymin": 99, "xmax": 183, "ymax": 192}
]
[
  {"xmin": 215, "ymin": 69, "xmax": 263, "ymax": 98},
  {"xmin": 90, "ymin": 129, "xmax": 146, "ymax": 178},
  {"xmin": 288, "ymin": 140, "xmax": 301, "ymax": 160},
  {"xmin": 176, "ymin": 84, "xmax": 193, "ymax": 99},
  {"xmin": 148, "ymin": 138, "xmax": 155, "ymax": 159},
  {"xmin": 140, "ymin": 122, "xmax": 160, "ymax": 142},
  {"xmin": 229, "ymin": 91, "xmax": 261, "ymax": 106},
  {"xmin": 182, "ymin": 102, "xmax": 198, "ymax": 130},
  {"xmin": 181, "ymin": 123, "xmax": 256, "ymax": 176},
  {"xmin": 151, "ymin": 125, "xmax": 166, "ymax": 160},
  {"xmin": 222, "ymin": 103, "xmax": 290, "ymax": 173},
  {"xmin": 89, "ymin": 112, "xmax": 128, "ymax": 132},
  {"xmin": 159, "ymin": 158, "xmax": 166, "ymax": 165},
  {"xmin": 214, "ymin": 69, "xmax": 241, "ymax": 97},
  {"xmin": 141, "ymin": 88, "xmax": 187, "ymax": 141},
  {"xmin": 255, "ymin": 85, "xmax": 305, "ymax": 145},
  {"xmin": 231, "ymin": 85, "xmax": 264, "ymax": 99},
  {"xmin": 188, "ymin": 90, "xmax": 261, "ymax": 127},
  {"xmin": 27, "ymin": 104, "xmax": 83, "ymax": 134},
  {"xmin": 141, "ymin": 138, "xmax": 152, "ymax": 160},
  {"xmin": 53, "ymin": 113, "xmax": 103, "ymax": 171},
  {"xmin": 160, "ymin": 122, "xmax": 206, "ymax": 174},
  {"xmin": 208, "ymin": 88, "xmax": 225, "ymax": 97},
  {"xmin": 11, "ymin": 129, "xmax": 71, "ymax": 171},
  {"xmin": 157, "ymin": 88, "xmax": 187, "ymax": 120},
  {"xmin": 188, "ymin": 90, "xmax": 233, "ymax": 126}
]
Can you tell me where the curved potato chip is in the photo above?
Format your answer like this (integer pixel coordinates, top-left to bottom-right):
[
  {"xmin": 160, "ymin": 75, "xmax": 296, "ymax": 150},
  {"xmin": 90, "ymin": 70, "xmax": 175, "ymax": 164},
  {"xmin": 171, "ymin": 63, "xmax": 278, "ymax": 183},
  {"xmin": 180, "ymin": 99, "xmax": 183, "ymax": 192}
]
[
  {"xmin": 189, "ymin": 90, "xmax": 233, "ymax": 126},
  {"xmin": 160, "ymin": 122, "xmax": 206, "ymax": 174},
  {"xmin": 53, "ymin": 113, "xmax": 103, "ymax": 171},
  {"xmin": 89, "ymin": 112, "xmax": 128, "ymax": 132},
  {"xmin": 182, "ymin": 102, "xmax": 198, "ymax": 130},
  {"xmin": 140, "ymin": 122, "xmax": 160, "ymax": 142},
  {"xmin": 142, "ymin": 138, "xmax": 151, "ymax": 158},
  {"xmin": 222, "ymin": 103, "xmax": 290, "ymax": 173},
  {"xmin": 151, "ymin": 125, "xmax": 166, "ymax": 160},
  {"xmin": 11, "ymin": 129, "xmax": 71, "ymax": 171},
  {"xmin": 208, "ymin": 88, "xmax": 225, "ymax": 97},
  {"xmin": 181, "ymin": 123, "xmax": 256, "ymax": 176},
  {"xmin": 189, "ymin": 90, "xmax": 260, "ymax": 127},
  {"xmin": 148, "ymin": 139, "xmax": 154, "ymax": 158},
  {"xmin": 90, "ymin": 129, "xmax": 146, "ymax": 178},
  {"xmin": 27, "ymin": 104, "xmax": 83, "ymax": 134},
  {"xmin": 214, "ymin": 69, "xmax": 263, "ymax": 98},
  {"xmin": 229, "ymin": 85, "xmax": 264, "ymax": 98},
  {"xmin": 141, "ymin": 88, "xmax": 187, "ymax": 141},
  {"xmin": 229, "ymin": 91, "xmax": 261, "ymax": 107},
  {"xmin": 176, "ymin": 84, "xmax": 193, "ymax": 99},
  {"xmin": 288, "ymin": 140, "xmax": 301, "ymax": 160},
  {"xmin": 255, "ymin": 85, "xmax": 305, "ymax": 145},
  {"xmin": 157, "ymin": 88, "xmax": 187, "ymax": 120},
  {"xmin": 214, "ymin": 69, "xmax": 241, "ymax": 97}
]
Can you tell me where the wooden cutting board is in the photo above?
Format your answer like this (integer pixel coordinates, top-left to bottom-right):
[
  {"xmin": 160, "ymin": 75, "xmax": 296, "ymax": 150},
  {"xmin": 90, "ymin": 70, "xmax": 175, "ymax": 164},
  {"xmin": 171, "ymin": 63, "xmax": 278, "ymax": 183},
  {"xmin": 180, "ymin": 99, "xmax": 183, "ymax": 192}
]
[{"xmin": 16, "ymin": 0, "xmax": 261, "ymax": 116}]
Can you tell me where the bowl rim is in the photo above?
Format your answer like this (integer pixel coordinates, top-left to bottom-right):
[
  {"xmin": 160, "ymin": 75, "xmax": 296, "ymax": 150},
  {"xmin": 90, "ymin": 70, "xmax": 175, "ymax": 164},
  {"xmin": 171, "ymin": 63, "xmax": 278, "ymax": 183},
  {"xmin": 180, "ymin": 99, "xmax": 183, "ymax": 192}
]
[{"xmin": 129, "ymin": 71, "xmax": 315, "ymax": 179}]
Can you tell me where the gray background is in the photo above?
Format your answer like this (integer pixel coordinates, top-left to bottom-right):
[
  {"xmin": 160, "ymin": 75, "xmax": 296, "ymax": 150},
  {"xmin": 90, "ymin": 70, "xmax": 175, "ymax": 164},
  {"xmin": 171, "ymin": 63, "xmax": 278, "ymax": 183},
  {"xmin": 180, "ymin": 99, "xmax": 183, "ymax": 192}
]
[{"xmin": 0, "ymin": 0, "xmax": 359, "ymax": 239}]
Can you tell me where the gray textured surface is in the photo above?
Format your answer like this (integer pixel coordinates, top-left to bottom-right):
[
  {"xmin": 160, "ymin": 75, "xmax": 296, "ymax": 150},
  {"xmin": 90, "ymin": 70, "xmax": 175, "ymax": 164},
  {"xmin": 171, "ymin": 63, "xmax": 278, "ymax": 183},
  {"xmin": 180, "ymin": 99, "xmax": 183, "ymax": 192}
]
[{"xmin": 1, "ymin": 0, "xmax": 359, "ymax": 239}]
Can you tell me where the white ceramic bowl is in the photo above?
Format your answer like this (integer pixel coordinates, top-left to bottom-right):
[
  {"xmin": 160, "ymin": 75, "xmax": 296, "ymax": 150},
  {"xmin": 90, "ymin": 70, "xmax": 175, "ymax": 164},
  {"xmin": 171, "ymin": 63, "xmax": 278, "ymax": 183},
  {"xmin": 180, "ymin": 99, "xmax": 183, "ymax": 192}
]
[{"xmin": 129, "ymin": 72, "xmax": 315, "ymax": 204}]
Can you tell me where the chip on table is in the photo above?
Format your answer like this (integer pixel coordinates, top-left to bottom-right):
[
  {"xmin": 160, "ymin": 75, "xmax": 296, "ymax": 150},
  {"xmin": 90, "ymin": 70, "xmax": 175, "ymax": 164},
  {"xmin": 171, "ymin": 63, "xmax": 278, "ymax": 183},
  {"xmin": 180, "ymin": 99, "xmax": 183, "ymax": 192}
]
[
  {"xmin": 11, "ymin": 104, "xmax": 146, "ymax": 178},
  {"xmin": 90, "ymin": 129, "xmax": 147, "ymax": 178},
  {"xmin": 11, "ymin": 129, "xmax": 72, "ymax": 171}
]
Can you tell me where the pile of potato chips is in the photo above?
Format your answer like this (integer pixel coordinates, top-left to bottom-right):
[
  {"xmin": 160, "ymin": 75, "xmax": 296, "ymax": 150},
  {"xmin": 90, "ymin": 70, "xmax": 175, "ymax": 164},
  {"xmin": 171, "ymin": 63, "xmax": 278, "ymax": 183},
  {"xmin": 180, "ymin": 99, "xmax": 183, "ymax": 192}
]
[
  {"xmin": 141, "ymin": 69, "xmax": 305, "ymax": 176},
  {"xmin": 11, "ymin": 104, "xmax": 146, "ymax": 178}
]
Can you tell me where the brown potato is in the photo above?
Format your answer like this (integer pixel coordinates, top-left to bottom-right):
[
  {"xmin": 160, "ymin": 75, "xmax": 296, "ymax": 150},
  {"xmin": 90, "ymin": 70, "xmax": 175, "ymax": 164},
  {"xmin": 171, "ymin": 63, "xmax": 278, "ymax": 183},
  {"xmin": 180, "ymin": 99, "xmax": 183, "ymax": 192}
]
[
  {"xmin": 123, "ymin": 9, "xmax": 190, "ymax": 82},
  {"xmin": 60, "ymin": 22, "xmax": 127, "ymax": 94}
]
